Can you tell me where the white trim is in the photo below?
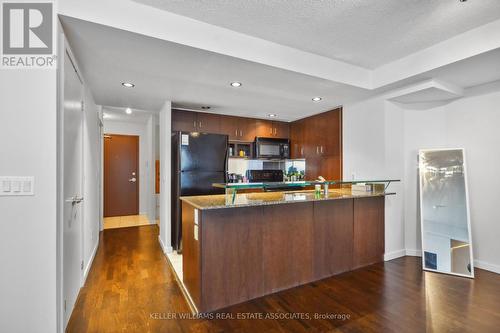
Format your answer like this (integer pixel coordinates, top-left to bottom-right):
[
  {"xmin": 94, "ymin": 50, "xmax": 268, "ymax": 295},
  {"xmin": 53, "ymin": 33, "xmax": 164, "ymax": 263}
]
[
  {"xmin": 405, "ymin": 249, "xmax": 422, "ymax": 257},
  {"xmin": 474, "ymin": 260, "xmax": 500, "ymax": 275},
  {"xmin": 165, "ymin": 253, "xmax": 198, "ymax": 314},
  {"xmin": 82, "ymin": 241, "xmax": 99, "ymax": 283},
  {"xmin": 158, "ymin": 235, "xmax": 173, "ymax": 254},
  {"xmin": 384, "ymin": 249, "xmax": 406, "ymax": 261}
]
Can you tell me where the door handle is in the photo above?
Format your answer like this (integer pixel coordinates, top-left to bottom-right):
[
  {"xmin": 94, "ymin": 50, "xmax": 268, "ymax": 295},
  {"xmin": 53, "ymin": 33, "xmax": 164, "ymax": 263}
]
[
  {"xmin": 65, "ymin": 196, "xmax": 84, "ymax": 204},
  {"xmin": 129, "ymin": 177, "xmax": 137, "ymax": 183}
]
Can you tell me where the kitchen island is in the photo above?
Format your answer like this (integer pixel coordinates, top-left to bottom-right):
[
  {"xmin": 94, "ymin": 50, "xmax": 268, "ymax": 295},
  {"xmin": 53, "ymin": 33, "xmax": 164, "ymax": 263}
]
[{"xmin": 179, "ymin": 183, "xmax": 396, "ymax": 313}]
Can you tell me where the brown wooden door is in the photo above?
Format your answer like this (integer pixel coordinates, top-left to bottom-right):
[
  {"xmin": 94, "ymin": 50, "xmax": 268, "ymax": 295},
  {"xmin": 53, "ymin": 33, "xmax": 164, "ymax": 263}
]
[
  {"xmin": 290, "ymin": 119, "xmax": 305, "ymax": 158},
  {"xmin": 220, "ymin": 115, "xmax": 239, "ymax": 140},
  {"xmin": 172, "ymin": 110, "xmax": 196, "ymax": 132},
  {"xmin": 255, "ymin": 119, "xmax": 274, "ymax": 137},
  {"xmin": 196, "ymin": 112, "xmax": 221, "ymax": 134},
  {"xmin": 104, "ymin": 134, "xmax": 139, "ymax": 217},
  {"xmin": 273, "ymin": 121, "xmax": 290, "ymax": 139},
  {"xmin": 238, "ymin": 118, "xmax": 256, "ymax": 141}
]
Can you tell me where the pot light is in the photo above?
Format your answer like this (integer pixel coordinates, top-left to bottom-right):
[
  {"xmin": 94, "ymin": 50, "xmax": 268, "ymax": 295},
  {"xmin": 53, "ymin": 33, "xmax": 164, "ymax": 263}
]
[
  {"xmin": 230, "ymin": 82, "xmax": 242, "ymax": 87},
  {"xmin": 122, "ymin": 82, "xmax": 135, "ymax": 88},
  {"xmin": 103, "ymin": 113, "xmax": 110, "ymax": 119},
  {"xmin": 268, "ymin": 114, "xmax": 277, "ymax": 118},
  {"xmin": 312, "ymin": 97, "xmax": 322, "ymax": 102},
  {"xmin": 201, "ymin": 106, "xmax": 211, "ymax": 110},
  {"xmin": 125, "ymin": 108, "xmax": 132, "ymax": 114}
]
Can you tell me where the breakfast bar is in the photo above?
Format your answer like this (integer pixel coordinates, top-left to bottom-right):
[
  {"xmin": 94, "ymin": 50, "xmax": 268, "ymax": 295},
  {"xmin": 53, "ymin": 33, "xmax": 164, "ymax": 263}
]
[{"xmin": 180, "ymin": 181, "xmax": 397, "ymax": 313}]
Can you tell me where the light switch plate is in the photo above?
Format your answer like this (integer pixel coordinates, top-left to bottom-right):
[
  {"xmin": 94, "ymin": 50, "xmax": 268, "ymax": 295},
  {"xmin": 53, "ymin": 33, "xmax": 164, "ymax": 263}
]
[{"xmin": 0, "ymin": 177, "xmax": 35, "ymax": 196}]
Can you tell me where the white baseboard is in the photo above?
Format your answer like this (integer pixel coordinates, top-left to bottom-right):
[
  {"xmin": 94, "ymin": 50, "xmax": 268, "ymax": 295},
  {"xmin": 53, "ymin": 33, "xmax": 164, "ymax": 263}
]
[
  {"xmin": 83, "ymin": 240, "xmax": 99, "ymax": 284},
  {"xmin": 384, "ymin": 249, "xmax": 406, "ymax": 261},
  {"xmin": 158, "ymin": 235, "xmax": 173, "ymax": 254},
  {"xmin": 474, "ymin": 260, "xmax": 500, "ymax": 275},
  {"xmin": 405, "ymin": 249, "xmax": 422, "ymax": 257}
]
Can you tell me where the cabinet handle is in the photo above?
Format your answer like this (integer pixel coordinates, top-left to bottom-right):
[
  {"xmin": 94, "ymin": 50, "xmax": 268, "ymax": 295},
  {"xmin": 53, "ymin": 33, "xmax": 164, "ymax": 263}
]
[
  {"xmin": 193, "ymin": 121, "xmax": 197, "ymax": 128},
  {"xmin": 274, "ymin": 128, "xmax": 277, "ymax": 135},
  {"xmin": 270, "ymin": 127, "xmax": 273, "ymax": 135},
  {"xmin": 199, "ymin": 121, "xmax": 202, "ymax": 128},
  {"xmin": 240, "ymin": 130, "xmax": 243, "ymax": 137},
  {"xmin": 301, "ymin": 147, "xmax": 304, "ymax": 156},
  {"xmin": 316, "ymin": 146, "xmax": 319, "ymax": 154},
  {"xmin": 320, "ymin": 146, "xmax": 324, "ymax": 154},
  {"xmin": 235, "ymin": 129, "xmax": 238, "ymax": 136}
]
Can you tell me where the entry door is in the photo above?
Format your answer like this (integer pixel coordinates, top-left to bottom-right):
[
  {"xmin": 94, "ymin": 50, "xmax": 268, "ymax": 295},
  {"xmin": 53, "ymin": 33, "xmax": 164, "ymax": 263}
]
[
  {"xmin": 104, "ymin": 134, "xmax": 139, "ymax": 216},
  {"xmin": 62, "ymin": 50, "xmax": 84, "ymax": 327}
]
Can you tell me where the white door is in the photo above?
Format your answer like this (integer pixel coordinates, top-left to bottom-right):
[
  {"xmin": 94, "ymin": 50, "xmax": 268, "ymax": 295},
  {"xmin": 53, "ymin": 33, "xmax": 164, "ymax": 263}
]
[{"xmin": 62, "ymin": 49, "xmax": 84, "ymax": 327}]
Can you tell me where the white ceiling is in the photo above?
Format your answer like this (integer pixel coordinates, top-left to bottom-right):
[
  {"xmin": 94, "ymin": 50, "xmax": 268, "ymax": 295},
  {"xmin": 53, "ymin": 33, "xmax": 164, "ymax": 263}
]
[
  {"xmin": 102, "ymin": 106, "xmax": 154, "ymax": 123},
  {"xmin": 60, "ymin": 16, "xmax": 372, "ymax": 121},
  {"xmin": 133, "ymin": 0, "xmax": 500, "ymax": 69}
]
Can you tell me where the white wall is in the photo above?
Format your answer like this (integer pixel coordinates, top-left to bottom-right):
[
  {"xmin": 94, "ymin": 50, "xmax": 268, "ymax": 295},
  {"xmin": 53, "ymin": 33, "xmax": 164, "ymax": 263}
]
[
  {"xmin": 103, "ymin": 118, "xmax": 155, "ymax": 221},
  {"xmin": 159, "ymin": 101, "xmax": 172, "ymax": 253},
  {"xmin": 344, "ymin": 86, "xmax": 500, "ymax": 273},
  {"xmin": 0, "ymin": 70, "xmax": 58, "ymax": 332},
  {"xmin": 343, "ymin": 98, "xmax": 405, "ymax": 260},
  {"xmin": 81, "ymin": 86, "xmax": 101, "ymax": 279}
]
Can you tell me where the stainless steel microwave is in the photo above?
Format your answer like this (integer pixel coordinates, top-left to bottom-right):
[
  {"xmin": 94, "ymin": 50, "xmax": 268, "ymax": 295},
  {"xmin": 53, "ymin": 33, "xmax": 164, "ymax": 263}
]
[{"xmin": 254, "ymin": 137, "xmax": 290, "ymax": 159}]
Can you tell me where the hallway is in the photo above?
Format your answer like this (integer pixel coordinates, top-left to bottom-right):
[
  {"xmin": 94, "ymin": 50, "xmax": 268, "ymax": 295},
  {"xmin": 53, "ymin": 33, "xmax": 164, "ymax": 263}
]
[{"xmin": 67, "ymin": 225, "xmax": 500, "ymax": 333}]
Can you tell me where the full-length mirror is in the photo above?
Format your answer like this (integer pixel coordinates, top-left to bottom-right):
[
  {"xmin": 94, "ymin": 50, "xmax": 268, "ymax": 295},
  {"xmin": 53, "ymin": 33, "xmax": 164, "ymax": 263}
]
[{"xmin": 419, "ymin": 148, "xmax": 474, "ymax": 278}]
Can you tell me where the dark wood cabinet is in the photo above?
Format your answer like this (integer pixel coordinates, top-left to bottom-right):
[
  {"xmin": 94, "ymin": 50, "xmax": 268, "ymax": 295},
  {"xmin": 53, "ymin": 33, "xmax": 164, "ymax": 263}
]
[
  {"xmin": 237, "ymin": 117, "xmax": 256, "ymax": 141},
  {"xmin": 172, "ymin": 110, "xmax": 290, "ymax": 142},
  {"xmin": 172, "ymin": 110, "xmax": 221, "ymax": 133},
  {"xmin": 255, "ymin": 119, "xmax": 289, "ymax": 138},
  {"xmin": 196, "ymin": 112, "xmax": 221, "ymax": 134},
  {"xmin": 313, "ymin": 199, "xmax": 353, "ymax": 278},
  {"xmin": 353, "ymin": 196, "xmax": 385, "ymax": 269},
  {"xmin": 172, "ymin": 110, "xmax": 197, "ymax": 132},
  {"xmin": 255, "ymin": 119, "xmax": 274, "ymax": 137},
  {"xmin": 290, "ymin": 108, "xmax": 342, "ymax": 180}
]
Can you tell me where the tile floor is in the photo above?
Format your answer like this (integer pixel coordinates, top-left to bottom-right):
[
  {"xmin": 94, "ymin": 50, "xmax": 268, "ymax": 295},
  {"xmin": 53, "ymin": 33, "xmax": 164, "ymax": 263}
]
[{"xmin": 103, "ymin": 214, "xmax": 151, "ymax": 229}]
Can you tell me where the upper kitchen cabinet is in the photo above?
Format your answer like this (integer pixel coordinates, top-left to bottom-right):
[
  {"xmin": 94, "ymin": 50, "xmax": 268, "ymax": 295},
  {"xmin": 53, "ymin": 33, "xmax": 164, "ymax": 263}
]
[
  {"xmin": 220, "ymin": 115, "xmax": 240, "ymax": 140},
  {"xmin": 290, "ymin": 119, "xmax": 305, "ymax": 158},
  {"xmin": 172, "ymin": 110, "xmax": 221, "ymax": 134},
  {"xmin": 172, "ymin": 110, "xmax": 197, "ymax": 132},
  {"xmin": 221, "ymin": 116, "xmax": 256, "ymax": 141},
  {"xmin": 237, "ymin": 117, "xmax": 257, "ymax": 141},
  {"xmin": 290, "ymin": 107, "xmax": 343, "ymax": 180},
  {"xmin": 196, "ymin": 112, "xmax": 221, "ymax": 134},
  {"xmin": 255, "ymin": 119, "xmax": 290, "ymax": 139}
]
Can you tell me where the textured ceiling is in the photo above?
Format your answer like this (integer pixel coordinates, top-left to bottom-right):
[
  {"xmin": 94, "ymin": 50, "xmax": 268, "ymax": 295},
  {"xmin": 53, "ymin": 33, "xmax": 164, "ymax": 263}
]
[
  {"xmin": 60, "ymin": 16, "xmax": 371, "ymax": 121},
  {"xmin": 133, "ymin": 0, "xmax": 500, "ymax": 68}
]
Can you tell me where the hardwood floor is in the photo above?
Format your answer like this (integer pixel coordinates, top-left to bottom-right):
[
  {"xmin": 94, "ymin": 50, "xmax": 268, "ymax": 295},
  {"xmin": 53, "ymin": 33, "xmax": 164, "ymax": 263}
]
[{"xmin": 67, "ymin": 225, "xmax": 500, "ymax": 333}]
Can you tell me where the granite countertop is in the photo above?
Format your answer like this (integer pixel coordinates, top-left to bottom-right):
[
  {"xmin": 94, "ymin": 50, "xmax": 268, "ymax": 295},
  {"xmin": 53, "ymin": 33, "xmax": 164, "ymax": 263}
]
[{"xmin": 180, "ymin": 189, "xmax": 394, "ymax": 210}]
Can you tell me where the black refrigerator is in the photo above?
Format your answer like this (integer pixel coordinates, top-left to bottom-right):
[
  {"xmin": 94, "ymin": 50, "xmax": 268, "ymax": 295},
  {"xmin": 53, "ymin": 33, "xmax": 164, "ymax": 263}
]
[{"xmin": 171, "ymin": 132, "xmax": 228, "ymax": 251}]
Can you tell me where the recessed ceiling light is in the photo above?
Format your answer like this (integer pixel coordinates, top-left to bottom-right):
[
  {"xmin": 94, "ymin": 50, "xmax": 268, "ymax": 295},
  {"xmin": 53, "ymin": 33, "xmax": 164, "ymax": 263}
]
[
  {"xmin": 230, "ymin": 82, "xmax": 242, "ymax": 87},
  {"xmin": 459, "ymin": 0, "xmax": 467, "ymax": 2},
  {"xmin": 125, "ymin": 108, "xmax": 132, "ymax": 114},
  {"xmin": 201, "ymin": 106, "xmax": 211, "ymax": 110},
  {"xmin": 268, "ymin": 114, "xmax": 277, "ymax": 118},
  {"xmin": 122, "ymin": 82, "xmax": 135, "ymax": 88},
  {"xmin": 312, "ymin": 97, "xmax": 322, "ymax": 102},
  {"xmin": 103, "ymin": 113, "xmax": 110, "ymax": 119}
]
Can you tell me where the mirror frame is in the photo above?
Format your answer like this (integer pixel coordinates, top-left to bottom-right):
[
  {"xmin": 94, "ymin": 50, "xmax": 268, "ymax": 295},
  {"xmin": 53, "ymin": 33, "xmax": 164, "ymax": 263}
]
[{"xmin": 418, "ymin": 148, "xmax": 475, "ymax": 278}]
